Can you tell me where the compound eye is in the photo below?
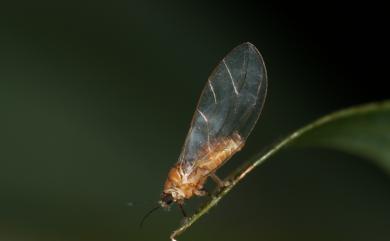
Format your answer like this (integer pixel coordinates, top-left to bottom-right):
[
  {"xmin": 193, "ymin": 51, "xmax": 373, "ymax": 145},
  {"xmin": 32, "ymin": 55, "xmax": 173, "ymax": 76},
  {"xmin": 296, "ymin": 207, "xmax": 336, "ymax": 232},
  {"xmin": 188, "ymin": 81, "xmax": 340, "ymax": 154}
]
[{"xmin": 161, "ymin": 193, "xmax": 173, "ymax": 205}]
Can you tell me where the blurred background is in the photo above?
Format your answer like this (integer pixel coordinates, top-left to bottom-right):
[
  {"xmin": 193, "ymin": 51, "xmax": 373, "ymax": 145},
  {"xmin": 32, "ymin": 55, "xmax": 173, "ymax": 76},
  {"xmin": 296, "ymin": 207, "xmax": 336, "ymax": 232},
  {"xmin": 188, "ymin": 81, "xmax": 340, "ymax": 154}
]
[{"xmin": 1, "ymin": 1, "xmax": 389, "ymax": 241}]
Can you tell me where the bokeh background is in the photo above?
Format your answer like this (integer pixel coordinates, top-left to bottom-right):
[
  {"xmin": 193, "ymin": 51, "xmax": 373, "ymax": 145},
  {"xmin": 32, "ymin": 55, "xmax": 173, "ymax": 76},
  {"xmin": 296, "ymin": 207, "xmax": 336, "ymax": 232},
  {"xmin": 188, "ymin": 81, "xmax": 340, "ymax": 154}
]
[{"xmin": 1, "ymin": 1, "xmax": 389, "ymax": 241}]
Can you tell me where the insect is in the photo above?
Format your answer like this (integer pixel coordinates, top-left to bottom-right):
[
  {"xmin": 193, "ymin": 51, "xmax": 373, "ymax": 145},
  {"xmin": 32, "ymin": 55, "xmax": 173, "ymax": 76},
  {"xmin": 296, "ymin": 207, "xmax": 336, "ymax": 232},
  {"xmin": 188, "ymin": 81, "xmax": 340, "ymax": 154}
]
[{"xmin": 141, "ymin": 42, "xmax": 267, "ymax": 225}]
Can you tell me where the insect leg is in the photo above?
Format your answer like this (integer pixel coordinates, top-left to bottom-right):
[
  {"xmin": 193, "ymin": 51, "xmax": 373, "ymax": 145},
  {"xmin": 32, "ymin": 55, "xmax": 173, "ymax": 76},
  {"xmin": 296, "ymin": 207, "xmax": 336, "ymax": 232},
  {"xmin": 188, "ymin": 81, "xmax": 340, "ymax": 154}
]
[
  {"xmin": 210, "ymin": 173, "xmax": 230, "ymax": 188},
  {"xmin": 178, "ymin": 203, "xmax": 187, "ymax": 218},
  {"xmin": 194, "ymin": 187, "xmax": 212, "ymax": 197}
]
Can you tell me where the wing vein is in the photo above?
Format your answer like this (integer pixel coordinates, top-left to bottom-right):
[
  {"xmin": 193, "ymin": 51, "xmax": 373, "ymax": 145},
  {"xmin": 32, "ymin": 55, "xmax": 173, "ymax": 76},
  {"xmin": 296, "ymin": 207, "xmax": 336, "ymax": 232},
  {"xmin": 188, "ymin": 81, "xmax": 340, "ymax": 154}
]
[
  {"xmin": 223, "ymin": 59, "xmax": 239, "ymax": 95},
  {"xmin": 197, "ymin": 109, "xmax": 212, "ymax": 151},
  {"xmin": 209, "ymin": 81, "xmax": 217, "ymax": 104}
]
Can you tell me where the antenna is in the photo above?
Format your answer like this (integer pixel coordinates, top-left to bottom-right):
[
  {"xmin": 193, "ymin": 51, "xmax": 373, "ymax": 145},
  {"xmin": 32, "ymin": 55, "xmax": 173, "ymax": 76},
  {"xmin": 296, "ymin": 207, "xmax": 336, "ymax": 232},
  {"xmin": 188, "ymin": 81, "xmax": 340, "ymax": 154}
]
[{"xmin": 139, "ymin": 205, "xmax": 161, "ymax": 228}]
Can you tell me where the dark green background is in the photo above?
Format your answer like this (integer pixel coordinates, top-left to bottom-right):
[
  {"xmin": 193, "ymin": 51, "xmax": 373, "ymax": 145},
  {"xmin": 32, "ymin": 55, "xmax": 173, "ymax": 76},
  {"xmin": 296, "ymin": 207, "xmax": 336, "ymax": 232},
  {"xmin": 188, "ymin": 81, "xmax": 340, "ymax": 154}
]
[{"xmin": 1, "ymin": 1, "xmax": 389, "ymax": 241}]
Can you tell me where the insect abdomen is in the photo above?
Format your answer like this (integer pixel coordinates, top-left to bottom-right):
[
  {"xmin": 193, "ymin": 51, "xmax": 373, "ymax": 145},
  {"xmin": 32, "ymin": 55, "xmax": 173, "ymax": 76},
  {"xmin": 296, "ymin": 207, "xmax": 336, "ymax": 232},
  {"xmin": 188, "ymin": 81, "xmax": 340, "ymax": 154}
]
[{"xmin": 197, "ymin": 133, "xmax": 244, "ymax": 172}]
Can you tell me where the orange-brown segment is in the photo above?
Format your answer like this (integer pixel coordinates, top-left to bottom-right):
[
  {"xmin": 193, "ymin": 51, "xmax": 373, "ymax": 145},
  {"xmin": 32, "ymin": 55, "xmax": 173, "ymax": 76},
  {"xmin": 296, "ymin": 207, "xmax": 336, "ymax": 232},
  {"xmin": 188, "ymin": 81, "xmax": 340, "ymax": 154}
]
[{"xmin": 163, "ymin": 133, "xmax": 244, "ymax": 202}]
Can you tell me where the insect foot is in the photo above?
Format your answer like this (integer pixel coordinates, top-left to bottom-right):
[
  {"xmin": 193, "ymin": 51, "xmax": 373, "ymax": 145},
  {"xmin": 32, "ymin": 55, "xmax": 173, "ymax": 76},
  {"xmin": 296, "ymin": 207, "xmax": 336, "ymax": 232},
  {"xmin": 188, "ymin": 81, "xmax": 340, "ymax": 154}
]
[{"xmin": 210, "ymin": 173, "xmax": 229, "ymax": 188}]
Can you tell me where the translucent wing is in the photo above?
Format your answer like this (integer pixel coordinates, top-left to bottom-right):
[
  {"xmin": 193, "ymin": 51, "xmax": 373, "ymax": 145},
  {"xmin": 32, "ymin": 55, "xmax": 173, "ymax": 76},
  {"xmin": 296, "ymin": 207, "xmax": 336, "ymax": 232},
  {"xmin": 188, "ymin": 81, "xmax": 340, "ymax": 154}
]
[{"xmin": 178, "ymin": 42, "xmax": 267, "ymax": 168}]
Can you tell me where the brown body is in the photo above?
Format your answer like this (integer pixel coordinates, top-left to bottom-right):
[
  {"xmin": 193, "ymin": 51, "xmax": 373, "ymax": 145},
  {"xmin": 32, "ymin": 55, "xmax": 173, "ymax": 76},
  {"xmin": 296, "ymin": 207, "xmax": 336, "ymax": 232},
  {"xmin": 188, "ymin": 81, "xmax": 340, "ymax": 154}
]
[{"xmin": 162, "ymin": 133, "xmax": 244, "ymax": 203}]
